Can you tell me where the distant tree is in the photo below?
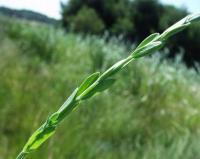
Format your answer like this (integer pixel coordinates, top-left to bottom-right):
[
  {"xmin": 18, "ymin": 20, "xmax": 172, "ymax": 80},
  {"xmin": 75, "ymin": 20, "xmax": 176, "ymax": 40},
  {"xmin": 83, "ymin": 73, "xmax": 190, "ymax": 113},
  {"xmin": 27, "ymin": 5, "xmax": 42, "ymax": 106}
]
[
  {"xmin": 61, "ymin": 0, "xmax": 200, "ymax": 65},
  {"xmin": 61, "ymin": 0, "xmax": 84, "ymax": 28},
  {"xmin": 61, "ymin": 0, "xmax": 133, "ymax": 36},
  {"xmin": 111, "ymin": 17, "xmax": 134, "ymax": 39},
  {"xmin": 69, "ymin": 6, "xmax": 105, "ymax": 34},
  {"xmin": 132, "ymin": 0, "xmax": 163, "ymax": 42},
  {"xmin": 0, "ymin": 7, "xmax": 57, "ymax": 25},
  {"xmin": 159, "ymin": 5, "xmax": 188, "ymax": 30},
  {"xmin": 183, "ymin": 23, "xmax": 200, "ymax": 64}
]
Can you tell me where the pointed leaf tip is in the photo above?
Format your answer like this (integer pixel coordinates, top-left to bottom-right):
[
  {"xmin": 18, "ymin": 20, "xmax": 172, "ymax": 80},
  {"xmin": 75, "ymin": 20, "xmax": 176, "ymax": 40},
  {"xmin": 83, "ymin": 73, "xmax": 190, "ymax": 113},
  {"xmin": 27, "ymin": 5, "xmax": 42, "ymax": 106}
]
[
  {"xmin": 77, "ymin": 72, "xmax": 100, "ymax": 96},
  {"xmin": 186, "ymin": 13, "xmax": 200, "ymax": 23},
  {"xmin": 132, "ymin": 41, "xmax": 163, "ymax": 58},
  {"xmin": 136, "ymin": 33, "xmax": 160, "ymax": 49}
]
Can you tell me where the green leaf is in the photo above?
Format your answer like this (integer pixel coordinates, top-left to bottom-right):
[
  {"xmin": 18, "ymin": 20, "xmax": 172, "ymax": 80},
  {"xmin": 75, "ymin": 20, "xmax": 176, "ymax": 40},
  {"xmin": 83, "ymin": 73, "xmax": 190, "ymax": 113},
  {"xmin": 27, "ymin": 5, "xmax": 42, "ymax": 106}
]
[
  {"xmin": 136, "ymin": 33, "xmax": 160, "ymax": 49},
  {"xmin": 81, "ymin": 79, "xmax": 116, "ymax": 100},
  {"xmin": 48, "ymin": 112, "xmax": 60, "ymax": 125},
  {"xmin": 22, "ymin": 89, "xmax": 80, "ymax": 153},
  {"xmin": 58, "ymin": 88, "xmax": 78, "ymax": 113},
  {"xmin": 160, "ymin": 23, "xmax": 190, "ymax": 40},
  {"xmin": 96, "ymin": 78, "xmax": 116, "ymax": 92},
  {"xmin": 56, "ymin": 88, "xmax": 79, "ymax": 121},
  {"xmin": 77, "ymin": 72, "xmax": 100, "ymax": 96},
  {"xmin": 100, "ymin": 57, "xmax": 132, "ymax": 80},
  {"xmin": 132, "ymin": 41, "xmax": 163, "ymax": 58},
  {"xmin": 23, "ymin": 123, "xmax": 56, "ymax": 152}
]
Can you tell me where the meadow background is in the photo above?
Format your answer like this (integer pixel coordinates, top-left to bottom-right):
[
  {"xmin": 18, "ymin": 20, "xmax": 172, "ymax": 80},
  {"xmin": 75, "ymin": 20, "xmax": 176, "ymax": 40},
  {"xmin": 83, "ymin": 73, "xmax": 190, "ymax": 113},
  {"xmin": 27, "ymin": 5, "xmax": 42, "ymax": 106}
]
[{"xmin": 0, "ymin": 0, "xmax": 200, "ymax": 159}]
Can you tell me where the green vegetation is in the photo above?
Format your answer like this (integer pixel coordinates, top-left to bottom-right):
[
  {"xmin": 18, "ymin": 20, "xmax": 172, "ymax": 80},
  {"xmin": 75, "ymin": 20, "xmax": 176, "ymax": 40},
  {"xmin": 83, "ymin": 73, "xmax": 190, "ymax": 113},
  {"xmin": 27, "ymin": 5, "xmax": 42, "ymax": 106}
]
[
  {"xmin": 0, "ymin": 14, "xmax": 200, "ymax": 159},
  {"xmin": 68, "ymin": 6, "xmax": 105, "ymax": 34},
  {"xmin": 61, "ymin": 0, "xmax": 200, "ymax": 65}
]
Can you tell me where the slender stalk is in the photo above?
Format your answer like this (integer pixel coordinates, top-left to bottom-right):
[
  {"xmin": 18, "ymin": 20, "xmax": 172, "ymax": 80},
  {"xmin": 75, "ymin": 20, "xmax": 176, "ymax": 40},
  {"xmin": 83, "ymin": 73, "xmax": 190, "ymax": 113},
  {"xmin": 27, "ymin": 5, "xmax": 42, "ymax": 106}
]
[
  {"xmin": 16, "ymin": 152, "xmax": 27, "ymax": 159},
  {"xmin": 16, "ymin": 13, "xmax": 200, "ymax": 159}
]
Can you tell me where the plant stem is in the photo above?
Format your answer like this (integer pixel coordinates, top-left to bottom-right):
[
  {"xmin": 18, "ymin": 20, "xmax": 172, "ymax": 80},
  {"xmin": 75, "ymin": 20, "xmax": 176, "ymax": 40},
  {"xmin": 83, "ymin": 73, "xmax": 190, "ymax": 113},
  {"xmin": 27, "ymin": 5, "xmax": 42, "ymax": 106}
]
[
  {"xmin": 15, "ymin": 13, "xmax": 200, "ymax": 159},
  {"xmin": 16, "ymin": 152, "xmax": 27, "ymax": 159}
]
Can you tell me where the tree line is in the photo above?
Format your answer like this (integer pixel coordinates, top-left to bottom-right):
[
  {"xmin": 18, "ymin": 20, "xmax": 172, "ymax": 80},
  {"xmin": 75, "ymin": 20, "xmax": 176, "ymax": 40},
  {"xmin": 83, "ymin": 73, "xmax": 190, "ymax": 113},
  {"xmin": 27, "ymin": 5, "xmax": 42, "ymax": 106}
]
[{"xmin": 61, "ymin": 0, "xmax": 200, "ymax": 65}]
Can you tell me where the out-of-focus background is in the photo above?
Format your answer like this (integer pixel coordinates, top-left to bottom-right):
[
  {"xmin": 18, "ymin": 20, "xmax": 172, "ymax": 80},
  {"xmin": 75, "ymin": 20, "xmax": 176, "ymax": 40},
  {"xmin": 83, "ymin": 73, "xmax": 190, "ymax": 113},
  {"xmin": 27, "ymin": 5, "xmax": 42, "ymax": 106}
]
[{"xmin": 0, "ymin": 0, "xmax": 200, "ymax": 159}]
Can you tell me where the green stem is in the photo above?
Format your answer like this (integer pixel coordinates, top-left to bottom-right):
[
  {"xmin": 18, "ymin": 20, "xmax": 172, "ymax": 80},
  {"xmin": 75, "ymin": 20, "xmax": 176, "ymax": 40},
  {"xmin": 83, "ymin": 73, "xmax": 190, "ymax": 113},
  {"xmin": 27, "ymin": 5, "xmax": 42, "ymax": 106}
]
[
  {"xmin": 16, "ymin": 152, "xmax": 27, "ymax": 159},
  {"xmin": 15, "ymin": 13, "xmax": 200, "ymax": 159}
]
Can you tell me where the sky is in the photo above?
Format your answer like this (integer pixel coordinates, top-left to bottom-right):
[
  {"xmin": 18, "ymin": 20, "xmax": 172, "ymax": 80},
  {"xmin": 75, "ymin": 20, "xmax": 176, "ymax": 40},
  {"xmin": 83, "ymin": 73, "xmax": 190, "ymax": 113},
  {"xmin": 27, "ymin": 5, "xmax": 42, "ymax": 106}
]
[
  {"xmin": 0, "ymin": 0, "xmax": 68, "ymax": 19},
  {"xmin": 0, "ymin": 0, "xmax": 199, "ymax": 19},
  {"xmin": 160, "ymin": 0, "xmax": 199, "ymax": 13}
]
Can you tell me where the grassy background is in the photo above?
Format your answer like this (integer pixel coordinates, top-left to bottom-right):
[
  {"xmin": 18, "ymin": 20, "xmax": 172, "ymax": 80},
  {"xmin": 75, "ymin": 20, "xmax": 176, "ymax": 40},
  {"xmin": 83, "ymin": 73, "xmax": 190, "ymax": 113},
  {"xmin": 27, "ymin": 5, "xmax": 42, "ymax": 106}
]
[{"xmin": 1, "ymin": 16, "xmax": 200, "ymax": 159}]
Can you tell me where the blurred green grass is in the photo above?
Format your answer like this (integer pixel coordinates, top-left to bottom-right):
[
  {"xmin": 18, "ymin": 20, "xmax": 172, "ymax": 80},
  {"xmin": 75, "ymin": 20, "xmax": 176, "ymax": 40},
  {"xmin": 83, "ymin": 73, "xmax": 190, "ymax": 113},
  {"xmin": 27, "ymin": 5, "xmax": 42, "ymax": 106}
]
[{"xmin": 0, "ymin": 16, "xmax": 200, "ymax": 159}]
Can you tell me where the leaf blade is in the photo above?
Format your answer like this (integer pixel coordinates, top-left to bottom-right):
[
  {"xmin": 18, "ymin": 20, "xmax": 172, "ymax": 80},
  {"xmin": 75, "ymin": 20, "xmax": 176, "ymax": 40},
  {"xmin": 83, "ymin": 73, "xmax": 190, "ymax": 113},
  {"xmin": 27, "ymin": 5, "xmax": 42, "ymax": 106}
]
[
  {"xmin": 132, "ymin": 41, "xmax": 163, "ymax": 58},
  {"xmin": 136, "ymin": 33, "xmax": 160, "ymax": 49},
  {"xmin": 77, "ymin": 72, "xmax": 100, "ymax": 96},
  {"xmin": 80, "ymin": 79, "xmax": 116, "ymax": 100}
]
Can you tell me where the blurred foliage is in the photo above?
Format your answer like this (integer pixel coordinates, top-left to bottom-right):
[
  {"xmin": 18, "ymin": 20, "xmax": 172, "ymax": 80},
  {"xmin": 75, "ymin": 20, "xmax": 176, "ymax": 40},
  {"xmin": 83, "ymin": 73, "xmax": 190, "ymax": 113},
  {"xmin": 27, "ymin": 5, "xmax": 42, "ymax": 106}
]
[
  {"xmin": 69, "ymin": 6, "xmax": 105, "ymax": 34},
  {"xmin": 61, "ymin": 0, "xmax": 133, "ymax": 37},
  {"xmin": 1, "ymin": 16, "xmax": 200, "ymax": 159},
  {"xmin": 132, "ymin": 0, "xmax": 163, "ymax": 41},
  {"xmin": 61, "ymin": 0, "xmax": 200, "ymax": 65}
]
